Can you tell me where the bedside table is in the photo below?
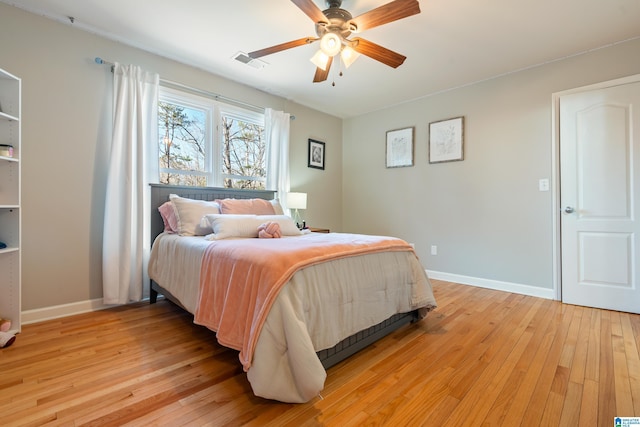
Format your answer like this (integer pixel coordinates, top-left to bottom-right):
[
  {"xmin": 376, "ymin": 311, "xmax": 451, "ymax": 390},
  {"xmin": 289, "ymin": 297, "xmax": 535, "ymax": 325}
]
[{"xmin": 308, "ymin": 227, "xmax": 330, "ymax": 233}]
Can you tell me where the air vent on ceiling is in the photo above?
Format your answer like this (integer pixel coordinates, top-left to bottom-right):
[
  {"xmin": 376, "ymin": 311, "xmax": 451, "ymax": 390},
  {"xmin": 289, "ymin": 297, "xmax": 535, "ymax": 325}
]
[{"xmin": 232, "ymin": 52, "xmax": 267, "ymax": 69}]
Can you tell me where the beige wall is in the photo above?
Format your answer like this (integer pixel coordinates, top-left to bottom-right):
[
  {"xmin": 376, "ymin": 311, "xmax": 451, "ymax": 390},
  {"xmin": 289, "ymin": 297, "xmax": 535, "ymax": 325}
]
[
  {"xmin": 2, "ymin": 1, "xmax": 639, "ymax": 316},
  {"xmin": 0, "ymin": 4, "xmax": 342, "ymax": 312},
  {"xmin": 286, "ymin": 102, "xmax": 343, "ymax": 232},
  {"xmin": 343, "ymin": 38, "xmax": 640, "ymax": 293}
]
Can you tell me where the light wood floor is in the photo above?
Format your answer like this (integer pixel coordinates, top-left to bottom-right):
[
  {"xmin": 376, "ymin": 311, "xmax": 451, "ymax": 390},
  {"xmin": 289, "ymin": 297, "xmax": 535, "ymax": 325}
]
[{"xmin": 2, "ymin": 280, "xmax": 639, "ymax": 426}]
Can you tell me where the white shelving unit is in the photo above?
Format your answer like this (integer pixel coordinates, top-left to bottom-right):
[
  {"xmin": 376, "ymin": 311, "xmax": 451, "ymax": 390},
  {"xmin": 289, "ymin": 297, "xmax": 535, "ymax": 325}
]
[{"xmin": 0, "ymin": 67, "xmax": 21, "ymax": 335}]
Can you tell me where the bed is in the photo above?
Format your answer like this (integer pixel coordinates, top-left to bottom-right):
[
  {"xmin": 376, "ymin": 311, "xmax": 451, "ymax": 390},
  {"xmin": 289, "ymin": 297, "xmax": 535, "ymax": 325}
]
[{"xmin": 147, "ymin": 184, "xmax": 436, "ymax": 403}]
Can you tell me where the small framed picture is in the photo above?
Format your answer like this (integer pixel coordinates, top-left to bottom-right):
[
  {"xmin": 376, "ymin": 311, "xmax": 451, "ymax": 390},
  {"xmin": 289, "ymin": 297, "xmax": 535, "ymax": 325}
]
[
  {"xmin": 429, "ymin": 116, "xmax": 464, "ymax": 163},
  {"xmin": 308, "ymin": 139, "xmax": 325, "ymax": 170},
  {"xmin": 386, "ymin": 127, "xmax": 414, "ymax": 168}
]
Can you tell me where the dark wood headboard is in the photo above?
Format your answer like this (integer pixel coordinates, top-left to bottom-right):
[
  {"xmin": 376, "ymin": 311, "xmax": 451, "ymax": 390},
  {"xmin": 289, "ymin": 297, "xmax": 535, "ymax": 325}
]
[{"xmin": 149, "ymin": 184, "xmax": 276, "ymax": 243}]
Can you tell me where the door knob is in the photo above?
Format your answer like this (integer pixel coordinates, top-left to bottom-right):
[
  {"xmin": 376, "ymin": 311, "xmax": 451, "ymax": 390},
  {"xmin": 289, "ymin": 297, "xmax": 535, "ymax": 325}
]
[{"xmin": 564, "ymin": 206, "xmax": 575, "ymax": 214}]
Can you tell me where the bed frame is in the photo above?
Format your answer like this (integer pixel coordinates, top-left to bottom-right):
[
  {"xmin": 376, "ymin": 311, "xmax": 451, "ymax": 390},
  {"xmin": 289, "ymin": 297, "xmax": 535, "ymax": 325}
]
[{"xmin": 149, "ymin": 183, "xmax": 420, "ymax": 369}]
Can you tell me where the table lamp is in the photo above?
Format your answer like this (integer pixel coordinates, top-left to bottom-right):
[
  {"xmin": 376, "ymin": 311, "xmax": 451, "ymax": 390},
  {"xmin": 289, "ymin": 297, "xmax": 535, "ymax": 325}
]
[{"xmin": 287, "ymin": 192, "xmax": 307, "ymax": 229}]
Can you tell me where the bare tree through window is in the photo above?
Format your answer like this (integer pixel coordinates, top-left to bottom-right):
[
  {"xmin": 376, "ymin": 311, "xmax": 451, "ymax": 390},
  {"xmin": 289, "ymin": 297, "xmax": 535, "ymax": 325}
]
[
  {"xmin": 221, "ymin": 115, "xmax": 266, "ymax": 189},
  {"xmin": 158, "ymin": 93, "xmax": 266, "ymax": 188},
  {"xmin": 158, "ymin": 102, "xmax": 207, "ymax": 186}
]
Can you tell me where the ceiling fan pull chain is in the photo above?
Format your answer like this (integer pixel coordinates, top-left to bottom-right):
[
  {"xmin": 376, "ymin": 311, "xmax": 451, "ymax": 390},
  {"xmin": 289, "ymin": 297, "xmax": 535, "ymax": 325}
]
[
  {"xmin": 331, "ymin": 56, "xmax": 338, "ymax": 86},
  {"xmin": 335, "ymin": 54, "xmax": 345, "ymax": 84}
]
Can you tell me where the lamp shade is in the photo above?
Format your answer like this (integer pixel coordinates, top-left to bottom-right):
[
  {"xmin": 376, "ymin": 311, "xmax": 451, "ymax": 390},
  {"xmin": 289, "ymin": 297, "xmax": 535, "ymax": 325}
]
[
  {"xmin": 310, "ymin": 50, "xmax": 330, "ymax": 71},
  {"xmin": 287, "ymin": 192, "xmax": 307, "ymax": 210},
  {"xmin": 340, "ymin": 46, "xmax": 360, "ymax": 68}
]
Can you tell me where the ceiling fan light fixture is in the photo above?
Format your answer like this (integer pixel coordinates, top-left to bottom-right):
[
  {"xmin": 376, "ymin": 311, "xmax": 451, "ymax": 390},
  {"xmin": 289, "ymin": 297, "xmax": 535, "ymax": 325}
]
[
  {"xmin": 310, "ymin": 49, "xmax": 330, "ymax": 70},
  {"xmin": 248, "ymin": 0, "xmax": 421, "ymax": 84},
  {"xmin": 340, "ymin": 46, "xmax": 360, "ymax": 68},
  {"xmin": 319, "ymin": 32, "xmax": 342, "ymax": 57}
]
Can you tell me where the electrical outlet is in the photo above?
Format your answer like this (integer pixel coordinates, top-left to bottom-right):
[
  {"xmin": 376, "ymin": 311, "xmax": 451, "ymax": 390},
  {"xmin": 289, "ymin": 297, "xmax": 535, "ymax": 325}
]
[{"xmin": 431, "ymin": 245, "xmax": 437, "ymax": 255}]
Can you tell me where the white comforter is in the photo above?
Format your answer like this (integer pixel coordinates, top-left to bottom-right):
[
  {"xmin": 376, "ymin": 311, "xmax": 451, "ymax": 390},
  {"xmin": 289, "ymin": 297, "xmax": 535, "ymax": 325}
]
[{"xmin": 148, "ymin": 233, "xmax": 436, "ymax": 402}]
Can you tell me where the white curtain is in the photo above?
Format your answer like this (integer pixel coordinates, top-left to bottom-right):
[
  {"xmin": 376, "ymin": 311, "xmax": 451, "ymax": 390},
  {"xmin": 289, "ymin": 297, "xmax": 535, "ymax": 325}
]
[
  {"xmin": 102, "ymin": 63, "xmax": 159, "ymax": 304},
  {"xmin": 265, "ymin": 108, "xmax": 291, "ymax": 208}
]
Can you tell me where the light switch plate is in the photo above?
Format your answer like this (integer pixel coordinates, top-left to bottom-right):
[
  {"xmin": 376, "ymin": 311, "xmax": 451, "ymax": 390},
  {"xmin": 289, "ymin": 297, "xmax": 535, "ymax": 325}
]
[{"xmin": 539, "ymin": 178, "xmax": 549, "ymax": 192}]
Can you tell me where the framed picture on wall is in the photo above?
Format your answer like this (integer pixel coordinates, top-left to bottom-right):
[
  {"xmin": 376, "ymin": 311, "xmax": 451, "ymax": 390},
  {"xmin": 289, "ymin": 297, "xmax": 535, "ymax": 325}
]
[
  {"xmin": 386, "ymin": 127, "xmax": 414, "ymax": 168},
  {"xmin": 429, "ymin": 116, "xmax": 464, "ymax": 163},
  {"xmin": 308, "ymin": 139, "xmax": 325, "ymax": 170}
]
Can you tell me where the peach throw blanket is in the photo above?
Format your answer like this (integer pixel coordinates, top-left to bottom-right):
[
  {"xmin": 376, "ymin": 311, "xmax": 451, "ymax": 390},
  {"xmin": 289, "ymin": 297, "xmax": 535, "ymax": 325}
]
[{"xmin": 193, "ymin": 232, "xmax": 413, "ymax": 371}]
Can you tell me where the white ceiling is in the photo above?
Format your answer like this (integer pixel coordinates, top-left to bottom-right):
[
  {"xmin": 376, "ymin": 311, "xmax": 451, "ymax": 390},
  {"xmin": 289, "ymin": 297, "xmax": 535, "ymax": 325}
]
[{"xmin": 4, "ymin": 0, "xmax": 640, "ymax": 118}]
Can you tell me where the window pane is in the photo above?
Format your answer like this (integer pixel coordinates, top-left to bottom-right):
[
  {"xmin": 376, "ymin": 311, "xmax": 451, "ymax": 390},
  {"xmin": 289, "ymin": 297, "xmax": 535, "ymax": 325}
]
[
  {"xmin": 221, "ymin": 114, "xmax": 266, "ymax": 189},
  {"xmin": 158, "ymin": 101, "xmax": 208, "ymax": 184}
]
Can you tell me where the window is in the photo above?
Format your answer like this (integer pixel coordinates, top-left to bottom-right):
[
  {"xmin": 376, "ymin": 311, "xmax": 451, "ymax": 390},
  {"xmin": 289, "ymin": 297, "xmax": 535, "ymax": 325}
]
[
  {"xmin": 158, "ymin": 87, "xmax": 266, "ymax": 189},
  {"xmin": 219, "ymin": 108, "xmax": 267, "ymax": 189}
]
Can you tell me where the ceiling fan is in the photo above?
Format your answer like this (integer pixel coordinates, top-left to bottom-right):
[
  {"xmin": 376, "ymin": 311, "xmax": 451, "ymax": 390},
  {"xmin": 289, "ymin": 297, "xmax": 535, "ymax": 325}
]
[{"xmin": 247, "ymin": 0, "xmax": 421, "ymax": 83}]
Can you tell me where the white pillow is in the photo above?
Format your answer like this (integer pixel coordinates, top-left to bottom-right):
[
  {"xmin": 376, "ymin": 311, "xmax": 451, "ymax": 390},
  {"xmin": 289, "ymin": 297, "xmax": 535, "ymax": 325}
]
[
  {"xmin": 169, "ymin": 194, "xmax": 221, "ymax": 236},
  {"xmin": 203, "ymin": 214, "xmax": 302, "ymax": 240}
]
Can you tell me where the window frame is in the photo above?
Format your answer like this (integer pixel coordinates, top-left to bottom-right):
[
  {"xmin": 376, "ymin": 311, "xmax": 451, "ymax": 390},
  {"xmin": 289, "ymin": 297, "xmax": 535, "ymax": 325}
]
[{"xmin": 158, "ymin": 85, "xmax": 266, "ymax": 188}]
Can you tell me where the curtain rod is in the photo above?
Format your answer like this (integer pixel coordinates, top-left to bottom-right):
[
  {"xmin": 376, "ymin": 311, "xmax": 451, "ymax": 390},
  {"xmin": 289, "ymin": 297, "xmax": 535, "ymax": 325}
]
[{"xmin": 94, "ymin": 57, "xmax": 295, "ymax": 118}]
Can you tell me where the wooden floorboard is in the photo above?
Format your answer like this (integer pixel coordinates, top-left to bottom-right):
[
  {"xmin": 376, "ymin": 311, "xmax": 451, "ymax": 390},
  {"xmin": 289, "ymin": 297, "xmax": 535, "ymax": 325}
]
[{"xmin": 1, "ymin": 280, "xmax": 639, "ymax": 426}]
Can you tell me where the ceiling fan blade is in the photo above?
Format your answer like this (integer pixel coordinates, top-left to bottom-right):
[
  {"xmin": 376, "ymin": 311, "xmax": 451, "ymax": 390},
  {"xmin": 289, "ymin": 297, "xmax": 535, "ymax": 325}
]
[
  {"xmin": 313, "ymin": 56, "xmax": 333, "ymax": 83},
  {"xmin": 349, "ymin": 0, "xmax": 420, "ymax": 32},
  {"xmin": 248, "ymin": 37, "xmax": 316, "ymax": 59},
  {"xmin": 350, "ymin": 37, "xmax": 407, "ymax": 68},
  {"xmin": 291, "ymin": 0, "xmax": 329, "ymax": 24}
]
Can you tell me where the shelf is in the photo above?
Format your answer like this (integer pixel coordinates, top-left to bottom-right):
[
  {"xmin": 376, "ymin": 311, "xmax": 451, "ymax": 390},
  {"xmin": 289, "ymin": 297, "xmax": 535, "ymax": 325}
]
[
  {"xmin": 0, "ymin": 66, "xmax": 20, "ymax": 334},
  {"xmin": 0, "ymin": 111, "xmax": 18, "ymax": 122},
  {"xmin": 0, "ymin": 155, "xmax": 18, "ymax": 163},
  {"xmin": 0, "ymin": 68, "xmax": 19, "ymax": 80}
]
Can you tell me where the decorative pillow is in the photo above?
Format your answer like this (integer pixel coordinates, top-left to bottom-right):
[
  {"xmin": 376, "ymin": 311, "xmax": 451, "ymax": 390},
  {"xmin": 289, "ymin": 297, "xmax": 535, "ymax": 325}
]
[
  {"xmin": 169, "ymin": 194, "xmax": 221, "ymax": 236},
  {"xmin": 216, "ymin": 198, "xmax": 276, "ymax": 215},
  {"xmin": 254, "ymin": 215, "xmax": 302, "ymax": 236},
  {"xmin": 203, "ymin": 214, "xmax": 302, "ymax": 240},
  {"xmin": 258, "ymin": 221, "xmax": 282, "ymax": 238},
  {"xmin": 158, "ymin": 201, "xmax": 178, "ymax": 233}
]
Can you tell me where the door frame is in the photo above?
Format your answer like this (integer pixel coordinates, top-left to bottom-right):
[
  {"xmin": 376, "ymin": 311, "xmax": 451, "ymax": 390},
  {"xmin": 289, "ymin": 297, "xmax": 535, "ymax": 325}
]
[{"xmin": 551, "ymin": 73, "xmax": 640, "ymax": 301}]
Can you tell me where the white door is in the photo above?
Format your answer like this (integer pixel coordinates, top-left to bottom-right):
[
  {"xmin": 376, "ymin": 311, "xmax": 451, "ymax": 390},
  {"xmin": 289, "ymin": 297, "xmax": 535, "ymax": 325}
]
[{"xmin": 560, "ymin": 80, "xmax": 640, "ymax": 314}]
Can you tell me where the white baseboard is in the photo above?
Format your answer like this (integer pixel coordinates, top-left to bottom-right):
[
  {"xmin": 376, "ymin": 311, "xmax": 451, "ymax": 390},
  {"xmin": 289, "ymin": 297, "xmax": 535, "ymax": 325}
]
[
  {"xmin": 21, "ymin": 298, "xmax": 118, "ymax": 325},
  {"xmin": 426, "ymin": 270, "xmax": 557, "ymax": 300},
  {"xmin": 21, "ymin": 272, "xmax": 555, "ymax": 325}
]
